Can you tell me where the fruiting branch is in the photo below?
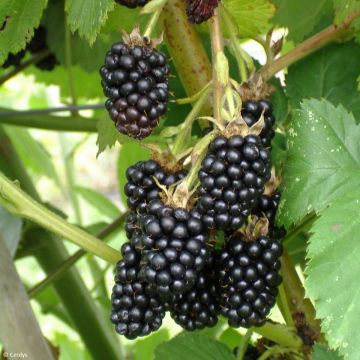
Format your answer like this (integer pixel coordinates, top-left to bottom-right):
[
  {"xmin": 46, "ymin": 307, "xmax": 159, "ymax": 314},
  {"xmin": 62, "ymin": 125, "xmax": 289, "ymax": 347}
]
[
  {"xmin": 260, "ymin": 11, "xmax": 360, "ymax": 80},
  {"xmin": 0, "ymin": 172, "xmax": 121, "ymax": 264}
]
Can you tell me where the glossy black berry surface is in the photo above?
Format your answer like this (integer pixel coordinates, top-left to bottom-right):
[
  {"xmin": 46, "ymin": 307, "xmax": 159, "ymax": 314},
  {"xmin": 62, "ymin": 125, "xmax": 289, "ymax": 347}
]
[
  {"xmin": 115, "ymin": 0, "xmax": 148, "ymax": 8},
  {"xmin": 124, "ymin": 160, "xmax": 187, "ymax": 214},
  {"xmin": 196, "ymin": 135, "xmax": 272, "ymax": 231},
  {"xmin": 110, "ymin": 242, "xmax": 166, "ymax": 339},
  {"xmin": 100, "ymin": 42, "xmax": 170, "ymax": 139},
  {"xmin": 215, "ymin": 235, "xmax": 283, "ymax": 328},
  {"xmin": 241, "ymin": 100, "xmax": 276, "ymax": 147}
]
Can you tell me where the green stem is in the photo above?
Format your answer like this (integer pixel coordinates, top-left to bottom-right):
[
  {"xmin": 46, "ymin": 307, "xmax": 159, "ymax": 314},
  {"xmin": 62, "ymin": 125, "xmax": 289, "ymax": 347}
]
[
  {"xmin": 28, "ymin": 213, "xmax": 127, "ymax": 299},
  {"xmin": 0, "ymin": 112, "xmax": 98, "ymax": 132},
  {"xmin": 282, "ymin": 213, "xmax": 317, "ymax": 246},
  {"xmin": 221, "ymin": 7, "xmax": 247, "ymax": 82},
  {"xmin": 162, "ymin": 0, "xmax": 212, "ymax": 115},
  {"xmin": 175, "ymin": 80, "xmax": 212, "ymax": 105},
  {"xmin": 237, "ymin": 330, "xmax": 253, "ymax": 360},
  {"xmin": 0, "ymin": 50, "xmax": 50, "ymax": 85},
  {"xmin": 0, "ymin": 172, "xmax": 120, "ymax": 264},
  {"xmin": 172, "ymin": 86, "xmax": 212, "ymax": 155},
  {"xmin": 277, "ymin": 282, "xmax": 295, "ymax": 326},
  {"xmin": 251, "ymin": 322, "xmax": 302, "ymax": 349},
  {"xmin": 143, "ymin": 7, "xmax": 163, "ymax": 38}
]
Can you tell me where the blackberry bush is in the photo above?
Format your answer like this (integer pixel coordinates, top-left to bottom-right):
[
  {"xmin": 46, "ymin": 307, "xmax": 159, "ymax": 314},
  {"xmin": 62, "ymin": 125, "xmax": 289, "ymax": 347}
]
[
  {"xmin": 100, "ymin": 29, "xmax": 170, "ymax": 139},
  {"xmin": 130, "ymin": 199, "xmax": 210, "ymax": 300},
  {"xmin": 110, "ymin": 242, "xmax": 166, "ymax": 339},
  {"xmin": 241, "ymin": 100, "xmax": 276, "ymax": 147},
  {"xmin": 216, "ymin": 234, "xmax": 283, "ymax": 328},
  {"xmin": 197, "ymin": 134, "xmax": 272, "ymax": 231},
  {"xmin": 124, "ymin": 159, "xmax": 186, "ymax": 214},
  {"xmin": 115, "ymin": 0, "xmax": 149, "ymax": 8},
  {"xmin": 169, "ymin": 261, "xmax": 219, "ymax": 331},
  {"xmin": 185, "ymin": 0, "xmax": 220, "ymax": 24}
]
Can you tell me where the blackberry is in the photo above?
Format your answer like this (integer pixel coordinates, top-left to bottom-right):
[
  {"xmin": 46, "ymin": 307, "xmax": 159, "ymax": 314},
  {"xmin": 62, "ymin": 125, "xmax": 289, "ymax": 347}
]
[
  {"xmin": 215, "ymin": 235, "xmax": 283, "ymax": 328},
  {"xmin": 115, "ymin": 0, "xmax": 148, "ymax": 8},
  {"xmin": 100, "ymin": 36, "xmax": 170, "ymax": 139},
  {"xmin": 169, "ymin": 262, "xmax": 219, "ymax": 331},
  {"xmin": 110, "ymin": 242, "xmax": 166, "ymax": 339},
  {"xmin": 131, "ymin": 199, "xmax": 209, "ymax": 300},
  {"xmin": 197, "ymin": 135, "xmax": 272, "ymax": 231},
  {"xmin": 124, "ymin": 160, "xmax": 187, "ymax": 213},
  {"xmin": 242, "ymin": 100, "xmax": 276, "ymax": 147},
  {"xmin": 185, "ymin": 0, "xmax": 220, "ymax": 24}
]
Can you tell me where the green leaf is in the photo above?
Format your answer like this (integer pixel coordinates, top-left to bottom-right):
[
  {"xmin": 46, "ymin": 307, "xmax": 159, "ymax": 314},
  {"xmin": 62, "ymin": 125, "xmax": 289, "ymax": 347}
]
[
  {"xmin": 286, "ymin": 42, "xmax": 360, "ymax": 120},
  {"xmin": 154, "ymin": 333, "xmax": 235, "ymax": 360},
  {"xmin": 271, "ymin": 0, "xmax": 333, "ymax": 42},
  {"xmin": 279, "ymin": 99, "xmax": 360, "ymax": 227},
  {"xmin": 54, "ymin": 332, "xmax": 91, "ymax": 360},
  {"xmin": 117, "ymin": 142, "xmax": 150, "ymax": 205},
  {"xmin": 306, "ymin": 191, "xmax": 360, "ymax": 360},
  {"xmin": 0, "ymin": 0, "xmax": 47, "ymax": 64},
  {"xmin": 333, "ymin": 0, "xmax": 360, "ymax": 43},
  {"xmin": 313, "ymin": 344, "xmax": 343, "ymax": 360},
  {"xmin": 224, "ymin": 0, "xmax": 275, "ymax": 38},
  {"xmin": 132, "ymin": 329, "xmax": 170, "ymax": 360},
  {"xmin": 0, "ymin": 206, "xmax": 22, "ymax": 257},
  {"xmin": 75, "ymin": 186, "xmax": 121, "ymax": 219},
  {"xmin": 65, "ymin": 0, "xmax": 115, "ymax": 45},
  {"xmin": 4, "ymin": 126, "xmax": 59, "ymax": 184},
  {"xmin": 219, "ymin": 328, "xmax": 242, "ymax": 351}
]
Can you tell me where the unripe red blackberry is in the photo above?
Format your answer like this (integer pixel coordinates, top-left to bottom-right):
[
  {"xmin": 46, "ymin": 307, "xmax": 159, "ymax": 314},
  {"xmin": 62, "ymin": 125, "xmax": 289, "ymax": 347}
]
[
  {"xmin": 130, "ymin": 199, "xmax": 210, "ymax": 300},
  {"xmin": 215, "ymin": 235, "xmax": 283, "ymax": 328},
  {"xmin": 185, "ymin": 0, "xmax": 220, "ymax": 24},
  {"xmin": 110, "ymin": 242, "xmax": 166, "ymax": 339},
  {"xmin": 169, "ymin": 264, "xmax": 219, "ymax": 331},
  {"xmin": 100, "ymin": 30, "xmax": 170, "ymax": 139},
  {"xmin": 124, "ymin": 160, "xmax": 187, "ymax": 214},
  {"xmin": 196, "ymin": 134, "xmax": 272, "ymax": 231},
  {"xmin": 242, "ymin": 100, "xmax": 276, "ymax": 147},
  {"xmin": 115, "ymin": 0, "xmax": 148, "ymax": 8}
]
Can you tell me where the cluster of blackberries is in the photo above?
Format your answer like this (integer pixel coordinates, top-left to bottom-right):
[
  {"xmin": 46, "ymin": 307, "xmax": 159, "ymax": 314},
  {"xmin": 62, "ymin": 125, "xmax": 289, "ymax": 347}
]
[
  {"xmin": 2, "ymin": 26, "xmax": 58, "ymax": 71},
  {"xmin": 185, "ymin": 0, "xmax": 220, "ymax": 24},
  {"xmin": 196, "ymin": 134, "xmax": 272, "ymax": 231},
  {"xmin": 100, "ymin": 41, "xmax": 170, "ymax": 139},
  {"xmin": 115, "ymin": 0, "xmax": 148, "ymax": 8}
]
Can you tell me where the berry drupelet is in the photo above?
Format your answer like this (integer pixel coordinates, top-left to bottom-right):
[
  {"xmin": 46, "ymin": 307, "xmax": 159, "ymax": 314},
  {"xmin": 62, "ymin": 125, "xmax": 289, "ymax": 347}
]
[
  {"xmin": 196, "ymin": 135, "xmax": 272, "ymax": 231},
  {"xmin": 100, "ymin": 38, "xmax": 170, "ymax": 139},
  {"xmin": 169, "ymin": 263, "xmax": 219, "ymax": 331},
  {"xmin": 241, "ymin": 100, "xmax": 276, "ymax": 147},
  {"xmin": 215, "ymin": 235, "xmax": 283, "ymax": 328},
  {"xmin": 185, "ymin": 0, "xmax": 220, "ymax": 24},
  {"xmin": 124, "ymin": 160, "xmax": 187, "ymax": 214},
  {"xmin": 115, "ymin": 0, "xmax": 148, "ymax": 8},
  {"xmin": 131, "ymin": 199, "xmax": 210, "ymax": 300},
  {"xmin": 110, "ymin": 242, "xmax": 166, "ymax": 339}
]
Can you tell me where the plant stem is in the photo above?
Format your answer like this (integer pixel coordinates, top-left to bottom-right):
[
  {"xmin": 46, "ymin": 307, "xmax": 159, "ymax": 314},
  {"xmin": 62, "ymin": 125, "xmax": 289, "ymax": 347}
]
[
  {"xmin": 0, "ymin": 172, "xmax": 121, "ymax": 264},
  {"xmin": 162, "ymin": 0, "xmax": 212, "ymax": 115},
  {"xmin": 277, "ymin": 282, "xmax": 295, "ymax": 327},
  {"xmin": 0, "ymin": 50, "xmax": 50, "ymax": 85},
  {"xmin": 210, "ymin": 9, "xmax": 225, "ymax": 127},
  {"xmin": 283, "ymin": 213, "xmax": 317, "ymax": 246},
  {"xmin": 28, "ymin": 213, "xmax": 127, "ymax": 299},
  {"xmin": 260, "ymin": 11, "xmax": 360, "ymax": 80},
  {"xmin": 143, "ymin": 7, "xmax": 163, "ymax": 38},
  {"xmin": 237, "ymin": 330, "xmax": 253, "ymax": 360},
  {"xmin": 0, "ymin": 112, "xmax": 98, "ymax": 132},
  {"xmin": 252, "ymin": 322, "xmax": 302, "ymax": 349}
]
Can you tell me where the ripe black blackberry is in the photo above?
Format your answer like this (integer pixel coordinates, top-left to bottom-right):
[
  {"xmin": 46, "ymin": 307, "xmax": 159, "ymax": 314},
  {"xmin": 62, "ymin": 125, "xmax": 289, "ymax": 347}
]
[
  {"xmin": 124, "ymin": 160, "xmax": 187, "ymax": 214},
  {"xmin": 215, "ymin": 234, "xmax": 283, "ymax": 328},
  {"xmin": 197, "ymin": 134, "xmax": 272, "ymax": 231},
  {"xmin": 130, "ymin": 199, "xmax": 209, "ymax": 300},
  {"xmin": 169, "ymin": 261, "xmax": 219, "ymax": 331},
  {"xmin": 242, "ymin": 100, "xmax": 276, "ymax": 147},
  {"xmin": 100, "ymin": 31, "xmax": 170, "ymax": 139},
  {"xmin": 115, "ymin": 0, "xmax": 148, "ymax": 8},
  {"xmin": 185, "ymin": 0, "xmax": 220, "ymax": 24},
  {"xmin": 110, "ymin": 242, "xmax": 166, "ymax": 339}
]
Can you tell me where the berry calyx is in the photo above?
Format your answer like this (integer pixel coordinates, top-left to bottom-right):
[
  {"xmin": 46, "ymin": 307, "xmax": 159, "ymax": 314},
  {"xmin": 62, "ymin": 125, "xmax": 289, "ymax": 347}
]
[{"xmin": 100, "ymin": 28, "xmax": 170, "ymax": 140}]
